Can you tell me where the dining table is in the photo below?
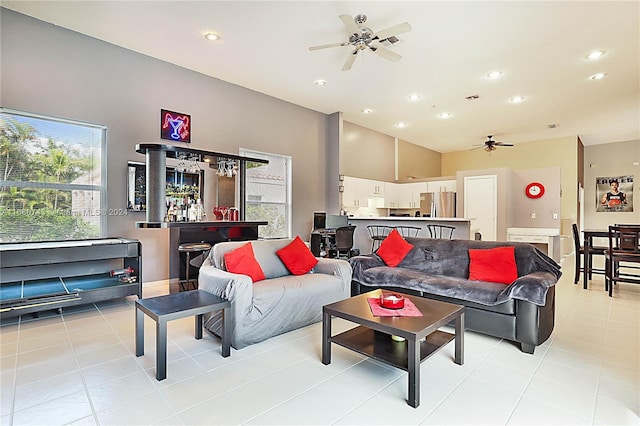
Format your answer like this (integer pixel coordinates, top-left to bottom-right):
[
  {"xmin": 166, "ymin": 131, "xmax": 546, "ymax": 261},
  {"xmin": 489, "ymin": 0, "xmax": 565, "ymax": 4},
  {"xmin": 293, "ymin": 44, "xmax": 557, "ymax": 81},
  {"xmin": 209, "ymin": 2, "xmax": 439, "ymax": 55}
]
[{"xmin": 582, "ymin": 229, "xmax": 609, "ymax": 289}]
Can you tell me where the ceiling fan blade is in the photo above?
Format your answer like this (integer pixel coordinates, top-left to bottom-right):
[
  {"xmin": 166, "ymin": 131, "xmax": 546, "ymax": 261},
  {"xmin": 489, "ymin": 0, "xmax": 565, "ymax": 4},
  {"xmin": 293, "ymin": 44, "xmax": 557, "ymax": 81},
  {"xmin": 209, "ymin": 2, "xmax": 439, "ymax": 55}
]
[
  {"xmin": 374, "ymin": 22, "xmax": 412, "ymax": 40},
  {"xmin": 309, "ymin": 42, "xmax": 348, "ymax": 51},
  {"xmin": 342, "ymin": 51, "xmax": 358, "ymax": 71},
  {"xmin": 339, "ymin": 15, "xmax": 359, "ymax": 34},
  {"xmin": 369, "ymin": 45, "xmax": 401, "ymax": 62},
  {"xmin": 495, "ymin": 143, "xmax": 514, "ymax": 146}
]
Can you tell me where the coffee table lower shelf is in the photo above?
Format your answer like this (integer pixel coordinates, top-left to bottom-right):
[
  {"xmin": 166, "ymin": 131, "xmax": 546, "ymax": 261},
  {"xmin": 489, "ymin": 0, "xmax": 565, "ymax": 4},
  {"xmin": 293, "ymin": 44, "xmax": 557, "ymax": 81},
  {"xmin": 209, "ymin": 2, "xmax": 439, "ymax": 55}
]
[{"xmin": 331, "ymin": 326, "xmax": 455, "ymax": 371}]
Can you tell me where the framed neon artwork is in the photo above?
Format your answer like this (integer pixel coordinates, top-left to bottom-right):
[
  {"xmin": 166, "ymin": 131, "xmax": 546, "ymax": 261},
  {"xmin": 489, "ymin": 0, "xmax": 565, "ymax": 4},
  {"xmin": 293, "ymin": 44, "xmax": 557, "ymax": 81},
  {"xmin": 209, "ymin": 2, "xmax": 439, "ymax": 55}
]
[{"xmin": 161, "ymin": 109, "xmax": 191, "ymax": 143}]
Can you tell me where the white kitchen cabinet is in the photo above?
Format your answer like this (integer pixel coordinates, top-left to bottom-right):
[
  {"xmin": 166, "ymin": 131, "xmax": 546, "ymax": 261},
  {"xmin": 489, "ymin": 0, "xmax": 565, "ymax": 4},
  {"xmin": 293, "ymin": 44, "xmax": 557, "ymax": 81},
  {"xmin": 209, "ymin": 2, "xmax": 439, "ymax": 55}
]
[
  {"xmin": 427, "ymin": 179, "xmax": 457, "ymax": 193},
  {"xmin": 342, "ymin": 176, "xmax": 368, "ymax": 208},
  {"xmin": 367, "ymin": 180, "xmax": 385, "ymax": 197},
  {"xmin": 399, "ymin": 182, "xmax": 426, "ymax": 209},
  {"xmin": 384, "ymin": 182, "xmax": 400, "ymax": 208}
]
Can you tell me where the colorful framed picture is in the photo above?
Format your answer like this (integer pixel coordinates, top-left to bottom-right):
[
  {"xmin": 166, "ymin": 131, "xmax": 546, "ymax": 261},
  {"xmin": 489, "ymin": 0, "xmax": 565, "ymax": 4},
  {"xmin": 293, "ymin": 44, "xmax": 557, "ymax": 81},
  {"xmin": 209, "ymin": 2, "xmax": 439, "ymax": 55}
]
[
  {"xmin": 596, "ymin": 175, "xmax": 633, "ymax": 212},
  {"xmin": 161, "ymin": 109, "xmax": 191, "ymax": 143}
]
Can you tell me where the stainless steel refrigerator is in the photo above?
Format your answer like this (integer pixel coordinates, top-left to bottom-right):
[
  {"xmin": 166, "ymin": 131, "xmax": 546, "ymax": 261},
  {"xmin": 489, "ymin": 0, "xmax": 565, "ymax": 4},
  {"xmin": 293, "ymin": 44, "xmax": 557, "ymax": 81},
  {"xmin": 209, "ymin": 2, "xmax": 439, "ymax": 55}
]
[{"xmin": 420, "ymin": 192, "xmax": 456, "ymax": 218}]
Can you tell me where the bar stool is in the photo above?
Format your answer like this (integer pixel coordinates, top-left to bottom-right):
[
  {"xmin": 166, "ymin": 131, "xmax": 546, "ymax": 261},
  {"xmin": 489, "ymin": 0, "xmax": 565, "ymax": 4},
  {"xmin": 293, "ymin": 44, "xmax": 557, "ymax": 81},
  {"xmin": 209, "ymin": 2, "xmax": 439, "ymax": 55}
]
[
  {"xmin": 427, "ymin": 224, "xmax": 455, "ymax": 239},
  {"xmin": 178, "ymin": 242, "xmax": 212, "ymax": 291},
  {"xmin": 367, "ymin": 225, "xmax": 391, "ymax": 253},
  {"xmin": 394, "ymin": 226, "xmax": 421, "ymax": 238}
]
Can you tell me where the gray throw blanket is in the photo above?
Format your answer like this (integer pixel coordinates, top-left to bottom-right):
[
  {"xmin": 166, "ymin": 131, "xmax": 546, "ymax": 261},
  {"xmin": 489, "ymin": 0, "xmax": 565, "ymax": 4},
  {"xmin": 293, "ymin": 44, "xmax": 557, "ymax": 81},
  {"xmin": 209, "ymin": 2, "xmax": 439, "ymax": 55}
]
[{"xmin": 350, "ymin": 238, "xmax": 562, "ymax": 307}]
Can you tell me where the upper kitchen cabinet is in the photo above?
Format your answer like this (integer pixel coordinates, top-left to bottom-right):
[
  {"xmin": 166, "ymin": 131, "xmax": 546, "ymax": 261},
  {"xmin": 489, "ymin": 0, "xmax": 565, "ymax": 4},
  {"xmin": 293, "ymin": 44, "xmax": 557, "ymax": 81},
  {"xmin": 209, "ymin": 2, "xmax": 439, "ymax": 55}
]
[
  {"xmin": 342, "ymin": 176, "xmax": 368, "ymax": 208},
  {"xmin": 427, "ymin": 179, "xmax": 457, "ymax": 193},
  {"xmin": 384, "ymin": 182, "xmax": 400, "ymax": 208}
]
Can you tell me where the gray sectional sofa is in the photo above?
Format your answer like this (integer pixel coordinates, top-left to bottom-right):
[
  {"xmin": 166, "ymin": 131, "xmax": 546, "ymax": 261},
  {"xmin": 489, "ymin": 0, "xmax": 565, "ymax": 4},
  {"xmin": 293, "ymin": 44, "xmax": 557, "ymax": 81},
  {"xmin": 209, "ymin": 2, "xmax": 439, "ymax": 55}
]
[
  {"xmin": 198, "ymin": 238, "xmax": 352, "ymax": 349},
  {"xmin": 350, "ymin": 237, "xmax": 562, "ymax": 354}
]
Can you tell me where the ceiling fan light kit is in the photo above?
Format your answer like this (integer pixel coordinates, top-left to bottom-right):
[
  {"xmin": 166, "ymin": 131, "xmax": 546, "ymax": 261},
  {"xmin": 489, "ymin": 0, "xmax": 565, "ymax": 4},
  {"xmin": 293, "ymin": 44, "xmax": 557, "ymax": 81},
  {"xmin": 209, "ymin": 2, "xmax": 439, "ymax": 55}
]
[
  {"xmin": 309, "ymin": 14, "xmax": 412, "ymax": 71},
  {"xmin": 474, "ymin": 135, "xmax": 514, "ymax": 153}
]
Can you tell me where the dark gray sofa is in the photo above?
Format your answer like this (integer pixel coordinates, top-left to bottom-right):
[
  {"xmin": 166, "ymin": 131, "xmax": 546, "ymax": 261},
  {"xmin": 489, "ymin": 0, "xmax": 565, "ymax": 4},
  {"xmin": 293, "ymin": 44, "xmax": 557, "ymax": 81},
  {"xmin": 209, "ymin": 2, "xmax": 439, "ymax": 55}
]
[{"xmin": 349, "ymin": 237, "xmax": 562, "ymax": 354}]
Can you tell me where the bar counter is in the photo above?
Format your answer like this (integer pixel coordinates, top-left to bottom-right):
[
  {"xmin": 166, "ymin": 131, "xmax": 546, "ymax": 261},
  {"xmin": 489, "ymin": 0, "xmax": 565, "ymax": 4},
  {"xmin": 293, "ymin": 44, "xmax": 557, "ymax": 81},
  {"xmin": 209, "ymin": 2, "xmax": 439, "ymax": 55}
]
[
  {"xmin": 347, "ymin": 216, "xmax": 472, "ymax": 254},
  {"xmin": 135, "ymin": 220, "xmax": 267, "ymax": 229},
  {"xmin": 136, "ymin": 220, "xmax": 267, "ymax": 281}
]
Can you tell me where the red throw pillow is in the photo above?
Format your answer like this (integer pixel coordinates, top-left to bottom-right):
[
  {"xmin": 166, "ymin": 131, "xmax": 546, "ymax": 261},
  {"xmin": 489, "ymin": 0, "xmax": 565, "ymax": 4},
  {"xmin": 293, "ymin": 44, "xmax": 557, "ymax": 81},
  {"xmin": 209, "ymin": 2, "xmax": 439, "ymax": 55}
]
[
  {"xmin": 223, "ymin": 243, "xmax": 266, "ymax": 282},
  {"xmin": 276, "ymin": 236, "xmax": 318, "ymax": 275},
  {"xmin": 376, "ymin": 228, "xmax": 414, "ymax": 267},
  {"xmin": 468, "ymin": 246, "xmax": 518, "ymax": 285}
]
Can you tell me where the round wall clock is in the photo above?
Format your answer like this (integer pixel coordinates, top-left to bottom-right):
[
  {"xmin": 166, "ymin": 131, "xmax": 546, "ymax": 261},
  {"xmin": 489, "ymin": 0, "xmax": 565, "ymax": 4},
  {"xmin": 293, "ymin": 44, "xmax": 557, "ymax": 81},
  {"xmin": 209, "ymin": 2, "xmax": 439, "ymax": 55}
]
[{"xmin": 525, "ymin": 182, "xmax": 545, "ymax": 199}]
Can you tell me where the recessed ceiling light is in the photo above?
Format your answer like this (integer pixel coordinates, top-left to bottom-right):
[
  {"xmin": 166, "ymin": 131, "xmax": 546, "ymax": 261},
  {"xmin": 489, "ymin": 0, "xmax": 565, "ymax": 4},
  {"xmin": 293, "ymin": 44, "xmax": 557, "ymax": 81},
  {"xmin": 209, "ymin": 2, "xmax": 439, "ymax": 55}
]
[
  {"xmin": 487, "ymin": 71, "xmax": 503, "ymax": 79},
  {"xmin": 395, "ymin": 122, "xmax": 408, "ymax": 128},
  {"xmin": 314, "ymin": 79, "xmax": 327, "ymax": 86},
  {"xmin": 408, "ymin": 94, "xmax": 421, "ymax": 102},
  {"xmin": 590, "ymin": 72, "xmax": 607, "ymax": 80},
  {"xmin": 509, "ymin": 96, "xmax": 525, "ymax": 103},
  {"xmin": 438, "ymin": 112, "xmax": 452, "ymax": 119},
  {"xmin": 204, "ymin": 32, "xmax": 220, "ymax": 41},
  {"xmin": 587, "ymin": 50, "xmax": 605, "ymax": 60},
  {"xmin": 361, "ymin": 108, "xmax": 372, "ymax": 114}
]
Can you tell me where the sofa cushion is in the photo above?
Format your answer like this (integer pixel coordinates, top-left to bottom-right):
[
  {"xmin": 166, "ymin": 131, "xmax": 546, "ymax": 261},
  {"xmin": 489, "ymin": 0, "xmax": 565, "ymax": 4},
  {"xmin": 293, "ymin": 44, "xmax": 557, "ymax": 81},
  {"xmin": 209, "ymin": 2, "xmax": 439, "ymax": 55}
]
[
  {"xmin": 377, "ymin": 229, "xmax": 414, "ymax": 267},
  {"xmin": 223, "ymin": 242, "xmax": 266, "ymax": 282},
  {"xmin": 468, "ymin": 246, "xmax": 518, "ymax": 285},
  {"xmin": 276, "ymin": 236, "xmax": 318, "ymax": 275},
  {"xmin": 211, "ymin": 239, "xmax": 294, "ymax": 279}
]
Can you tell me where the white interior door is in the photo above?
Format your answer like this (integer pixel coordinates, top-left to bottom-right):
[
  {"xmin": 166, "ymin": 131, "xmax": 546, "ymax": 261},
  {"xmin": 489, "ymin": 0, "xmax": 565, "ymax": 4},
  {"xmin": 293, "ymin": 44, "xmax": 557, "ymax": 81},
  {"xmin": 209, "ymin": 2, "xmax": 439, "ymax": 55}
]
[{"xmin": 464, "ymin": 175, "xmax": 497, "ymax": 241}]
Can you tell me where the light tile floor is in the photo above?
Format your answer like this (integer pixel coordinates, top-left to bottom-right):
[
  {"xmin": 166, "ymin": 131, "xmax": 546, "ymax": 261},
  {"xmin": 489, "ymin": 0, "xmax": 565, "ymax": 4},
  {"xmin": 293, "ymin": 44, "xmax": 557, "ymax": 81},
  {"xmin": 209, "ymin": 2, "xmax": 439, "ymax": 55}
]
[{"xmin": 1, "ymin": 254, "xmax": 638, "ymax": 425}]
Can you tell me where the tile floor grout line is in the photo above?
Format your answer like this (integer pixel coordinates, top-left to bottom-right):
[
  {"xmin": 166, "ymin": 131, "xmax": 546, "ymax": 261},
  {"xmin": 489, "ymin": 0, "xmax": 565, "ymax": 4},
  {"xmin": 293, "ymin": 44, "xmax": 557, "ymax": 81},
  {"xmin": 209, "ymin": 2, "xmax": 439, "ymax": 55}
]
[{"xmin": 61, "ymin": 303, "xmax": 102, "ymax": 426}]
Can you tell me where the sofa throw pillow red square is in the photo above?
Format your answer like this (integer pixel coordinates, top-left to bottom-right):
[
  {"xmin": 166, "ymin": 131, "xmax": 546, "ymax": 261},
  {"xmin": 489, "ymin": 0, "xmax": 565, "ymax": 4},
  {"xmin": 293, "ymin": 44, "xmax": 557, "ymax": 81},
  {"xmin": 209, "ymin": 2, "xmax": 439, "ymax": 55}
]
[
  {"xmin": 223, "ymin": 242, "xmax": 266, "ymax": 282},
  {"xmin": 276, "ymin": 236, "xmax": 319, "ymax": 275},
  {"xmin": 468, "ymin": 246, "xmax": 518, "ymax": 285},
  {"xmin": 376, "ymin": 228, "xmax": 414, "ymax": 267}
]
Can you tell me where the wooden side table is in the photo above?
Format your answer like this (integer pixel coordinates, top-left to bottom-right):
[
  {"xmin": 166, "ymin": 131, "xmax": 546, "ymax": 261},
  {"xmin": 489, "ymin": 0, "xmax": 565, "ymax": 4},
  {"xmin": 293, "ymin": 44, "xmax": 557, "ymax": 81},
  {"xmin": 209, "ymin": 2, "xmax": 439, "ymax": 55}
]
[{"xmin": 135, "ymin": 290, "xmax": 230, "ymax": 380}]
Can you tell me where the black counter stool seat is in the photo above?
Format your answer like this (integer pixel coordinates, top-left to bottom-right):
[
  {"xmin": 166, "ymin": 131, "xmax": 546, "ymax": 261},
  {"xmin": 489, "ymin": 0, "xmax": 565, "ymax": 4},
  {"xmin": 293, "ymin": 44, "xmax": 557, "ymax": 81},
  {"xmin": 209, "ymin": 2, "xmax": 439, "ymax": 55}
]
[{"xmin": 178, "ymin": 242, "xmax": 212, "ymax": 291}]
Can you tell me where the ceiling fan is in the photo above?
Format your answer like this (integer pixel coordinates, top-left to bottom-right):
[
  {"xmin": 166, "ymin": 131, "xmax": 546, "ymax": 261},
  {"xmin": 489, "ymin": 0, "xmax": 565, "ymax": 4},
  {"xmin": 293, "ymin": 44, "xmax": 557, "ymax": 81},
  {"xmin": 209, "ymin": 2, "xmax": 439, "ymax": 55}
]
[
  {"xmin": 474, "ymin": 135, "xmax": 514, "ymax": 152},
  {"xmin": 309, "ymin": 14, "xmax": 412, "ymax": 71}
]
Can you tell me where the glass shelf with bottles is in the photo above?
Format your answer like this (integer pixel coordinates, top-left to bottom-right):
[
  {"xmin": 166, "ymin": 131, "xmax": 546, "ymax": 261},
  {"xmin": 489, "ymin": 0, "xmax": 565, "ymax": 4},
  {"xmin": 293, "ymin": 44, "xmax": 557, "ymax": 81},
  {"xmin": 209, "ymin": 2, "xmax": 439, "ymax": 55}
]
[{"xmin": 127, "ymin": 162, "xmax": 203, "ymax": 212}]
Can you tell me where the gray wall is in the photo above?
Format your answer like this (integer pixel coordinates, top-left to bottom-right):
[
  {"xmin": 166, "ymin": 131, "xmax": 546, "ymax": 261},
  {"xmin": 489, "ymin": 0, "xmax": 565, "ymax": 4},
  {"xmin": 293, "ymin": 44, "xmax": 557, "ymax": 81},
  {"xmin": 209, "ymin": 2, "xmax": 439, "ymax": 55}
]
[{"xmin": 1, "ymin": 9, "xmax": 331, "ymax": 282}]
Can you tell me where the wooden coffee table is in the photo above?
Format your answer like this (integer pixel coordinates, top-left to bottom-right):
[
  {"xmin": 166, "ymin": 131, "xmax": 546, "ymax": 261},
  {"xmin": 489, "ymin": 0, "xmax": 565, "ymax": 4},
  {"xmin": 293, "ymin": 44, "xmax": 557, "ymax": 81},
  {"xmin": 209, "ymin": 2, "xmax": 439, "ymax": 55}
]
[{"xmin": 322, "ymin": 289, "xmax": 464, "ymax": 408}]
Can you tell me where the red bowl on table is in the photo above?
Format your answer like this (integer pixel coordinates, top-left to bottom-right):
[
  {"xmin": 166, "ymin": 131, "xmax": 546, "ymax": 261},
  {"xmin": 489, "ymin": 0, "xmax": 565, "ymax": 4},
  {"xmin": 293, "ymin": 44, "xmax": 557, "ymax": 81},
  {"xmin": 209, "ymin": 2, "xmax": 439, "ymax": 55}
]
[{"xmin": 380, "ymin": 293, "xmax": 405, "ymax": 309}]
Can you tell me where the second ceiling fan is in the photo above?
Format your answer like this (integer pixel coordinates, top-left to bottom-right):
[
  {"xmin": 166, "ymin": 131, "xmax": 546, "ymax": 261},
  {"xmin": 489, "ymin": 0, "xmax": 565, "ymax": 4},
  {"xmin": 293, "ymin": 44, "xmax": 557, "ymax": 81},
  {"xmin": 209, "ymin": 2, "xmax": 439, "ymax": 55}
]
[
  {"xmin": 309, "ymin": 14, "xmax": 412, "ymax": 71},
  {"xmin": 475, "ymin": 135, "xmax": 514, "ymax": 152}
]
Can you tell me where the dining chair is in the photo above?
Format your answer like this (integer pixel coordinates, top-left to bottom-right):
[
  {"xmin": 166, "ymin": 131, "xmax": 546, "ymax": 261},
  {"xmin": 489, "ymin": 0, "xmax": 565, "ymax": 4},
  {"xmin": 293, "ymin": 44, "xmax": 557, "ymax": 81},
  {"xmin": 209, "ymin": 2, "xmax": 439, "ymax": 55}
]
[
  {"xmin": 367, "ymin": 225, "xmax": 391, "ymax": 252},
  {"xmin": 427, "ymin": 224, "xmax": 455, "ymax": 239},
  {"xmin": 604, "ymin": 225, "xmax": 640, "ymax": 297},
  {"xmin": 571, "ymin": 223, "xmax": 605, "ymax": 285},
  {"xmin": 394, "ymin": 226, "xmax": 422, "ymax": 238}
]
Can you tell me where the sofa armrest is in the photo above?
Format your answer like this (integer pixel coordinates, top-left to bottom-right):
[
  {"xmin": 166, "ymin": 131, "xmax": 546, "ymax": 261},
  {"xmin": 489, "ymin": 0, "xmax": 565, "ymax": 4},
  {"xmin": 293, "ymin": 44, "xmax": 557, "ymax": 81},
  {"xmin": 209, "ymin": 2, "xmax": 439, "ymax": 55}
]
[
  {"xmin": 198, "ymin": 265, "xmax": 254, "ymax": 315},
  {"xmin": 349, "ymin": 254, "xmax": 385, "ymax": 279},
  {"xmin": 314, "ymin": 258, "xmax": 353, "ymax": 296},
  {"xmin": 497, "ymin": 271, "xmax": 558, "ymax": 306}
]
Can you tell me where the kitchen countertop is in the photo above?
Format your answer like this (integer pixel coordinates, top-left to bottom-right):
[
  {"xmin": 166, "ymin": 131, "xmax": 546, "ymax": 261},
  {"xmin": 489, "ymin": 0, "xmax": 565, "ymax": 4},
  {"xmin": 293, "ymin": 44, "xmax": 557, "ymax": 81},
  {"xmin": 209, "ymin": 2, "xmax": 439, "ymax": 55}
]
[
  {"xmin": 135, "ymin": 220, "xmax": 267, "ymax": 229},
  {"xmin": 348, "ymin": 216, "xmax": 470, "ymax": 222}
]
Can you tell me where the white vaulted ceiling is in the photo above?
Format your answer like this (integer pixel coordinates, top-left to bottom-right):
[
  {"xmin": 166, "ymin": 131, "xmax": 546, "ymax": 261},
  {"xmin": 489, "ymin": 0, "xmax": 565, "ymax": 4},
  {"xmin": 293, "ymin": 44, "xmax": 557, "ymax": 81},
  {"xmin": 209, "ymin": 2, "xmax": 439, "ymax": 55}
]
[{"xmin": 3, "ymin": 1, "xmax": 639, "ymax": 152}]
